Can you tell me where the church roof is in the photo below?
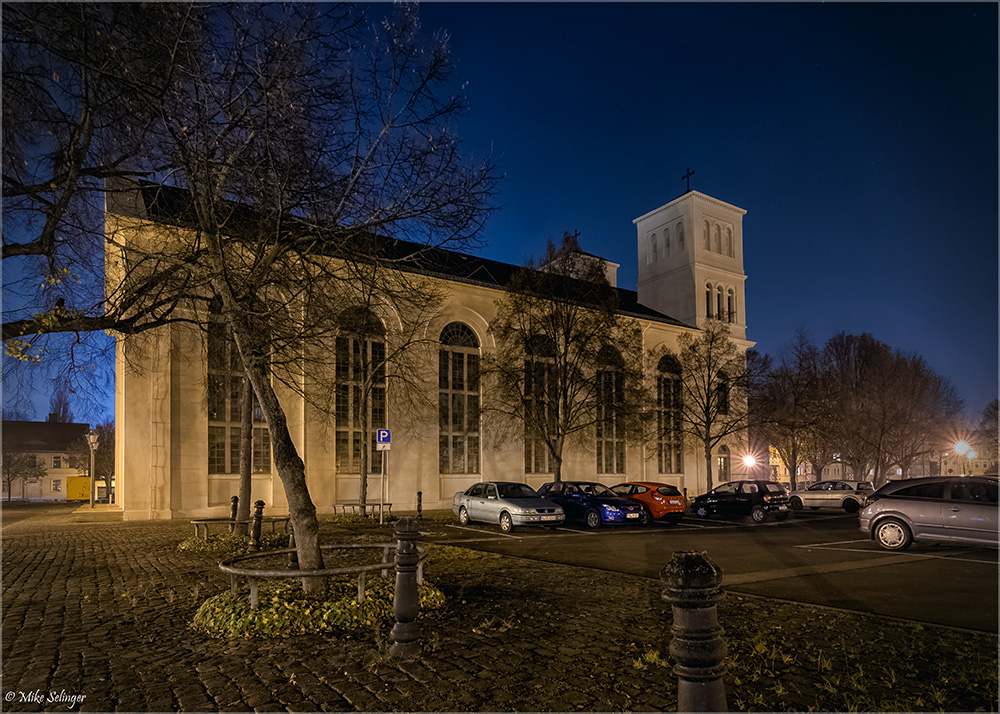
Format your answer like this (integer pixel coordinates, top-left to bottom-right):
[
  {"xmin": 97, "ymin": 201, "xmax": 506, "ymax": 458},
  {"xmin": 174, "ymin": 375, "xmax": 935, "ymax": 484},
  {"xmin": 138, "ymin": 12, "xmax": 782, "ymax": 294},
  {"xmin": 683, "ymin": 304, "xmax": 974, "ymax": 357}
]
[
  {"xmin": 112, "ymin": 181, "xmax": 690, "ymax": 329},
  {"xmin": 2, "ymin": 421, "xmax": 90, "ymax": 452}
]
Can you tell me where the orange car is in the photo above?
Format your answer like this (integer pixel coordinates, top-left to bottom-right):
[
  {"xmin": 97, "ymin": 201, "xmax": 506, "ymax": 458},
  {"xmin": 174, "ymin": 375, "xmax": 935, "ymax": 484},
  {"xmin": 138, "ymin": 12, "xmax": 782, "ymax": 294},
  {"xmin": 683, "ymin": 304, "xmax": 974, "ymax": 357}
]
[{"xmin": 610, "ymin": 481, "xmax": 685, "ymax": 524}]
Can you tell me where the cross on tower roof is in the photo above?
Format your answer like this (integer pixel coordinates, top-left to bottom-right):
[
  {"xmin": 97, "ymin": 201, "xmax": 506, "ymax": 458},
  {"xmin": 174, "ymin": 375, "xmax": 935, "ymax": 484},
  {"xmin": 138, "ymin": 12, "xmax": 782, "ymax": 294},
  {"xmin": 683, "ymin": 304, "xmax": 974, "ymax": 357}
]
[{"xmin": 682, "ymin": 167, "xmax": 695, "ymax": 192}]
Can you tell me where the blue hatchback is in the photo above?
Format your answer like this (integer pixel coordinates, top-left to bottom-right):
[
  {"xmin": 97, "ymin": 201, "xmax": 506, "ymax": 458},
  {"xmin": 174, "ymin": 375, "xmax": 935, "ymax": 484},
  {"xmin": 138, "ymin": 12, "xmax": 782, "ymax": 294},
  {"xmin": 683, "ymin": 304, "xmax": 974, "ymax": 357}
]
[{"xmin": 537, "ymin": 481, "xmax": 645, "ymax": 528}]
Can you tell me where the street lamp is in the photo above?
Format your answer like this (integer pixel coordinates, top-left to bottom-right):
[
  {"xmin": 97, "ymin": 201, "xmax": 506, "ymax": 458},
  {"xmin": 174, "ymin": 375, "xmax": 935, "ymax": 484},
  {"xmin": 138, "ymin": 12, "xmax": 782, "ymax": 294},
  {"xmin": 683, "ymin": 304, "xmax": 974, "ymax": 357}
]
[
  {"xmin": 954, "ymin": 440, "xmax": 976, "ymax": 476},
  {"xmin": 86, "ymin": 429, "xmax": 99, "ymax": 508},
  {"xmin": 742, "ymin": 454, "xmax": 757, "ymax": 477}
]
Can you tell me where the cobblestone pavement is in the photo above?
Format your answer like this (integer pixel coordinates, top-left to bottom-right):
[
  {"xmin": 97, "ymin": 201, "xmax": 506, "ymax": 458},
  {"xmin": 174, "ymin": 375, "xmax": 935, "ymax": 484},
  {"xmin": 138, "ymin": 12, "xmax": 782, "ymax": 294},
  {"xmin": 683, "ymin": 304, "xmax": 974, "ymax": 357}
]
[{"xmin": 2, "ymin": 504, "xmax": 677, "ymax": 713}]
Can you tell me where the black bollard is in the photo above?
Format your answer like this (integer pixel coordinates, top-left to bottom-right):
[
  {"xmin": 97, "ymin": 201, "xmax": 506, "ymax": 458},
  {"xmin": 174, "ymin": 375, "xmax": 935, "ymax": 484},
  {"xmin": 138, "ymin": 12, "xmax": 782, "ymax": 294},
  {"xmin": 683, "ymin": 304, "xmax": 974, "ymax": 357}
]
[
  {"xmin": 388, "ymin": 516, "xmax": 421, "ymax": 658},
  {"xmin": 229, "ymin": 495, "xmax": 239, "ymax": 533},
  {"xmin": 250, "ymin": 500, "xmax": 265, "ymax": 551},
  {"xmin": 661, "ymin": 550, "xmax": 727, "ymax": 712},
  {"xmin": 416, "ymin": 491, "xmax": 423, "ymax": 520},
  {"xmin": 287, "ymin": 527, "xmax": 298, "ymax": 569}
]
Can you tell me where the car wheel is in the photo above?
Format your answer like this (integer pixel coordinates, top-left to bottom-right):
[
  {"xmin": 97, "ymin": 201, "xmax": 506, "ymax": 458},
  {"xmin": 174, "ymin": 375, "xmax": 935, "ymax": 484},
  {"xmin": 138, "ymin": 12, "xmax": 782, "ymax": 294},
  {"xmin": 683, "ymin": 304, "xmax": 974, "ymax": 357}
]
[
  {"xmin": 585, "ymin": 510, "xmax": 601, "ymax": 529},
  {"xmin": 458, "ymin": 506, "xmax": 470, "ymax": 526},
  {"xmin": 775, "ymin": 512, "xmax": 789, "ymax": 521},
  {"xmin": 499, "ymin": 511, "xmax": 514, "ymax": 534},
  {"xmin": 843, "ymin": 499, "xmax": 860, "ymax": 514},
  {"xmin": 694, "ymin": 505, "xmax": 710, "ymax": 518},
  {"xmin": 874, "ymin": 518, "xmax": 912, "ymax": 551},
  {"xmin": 789, "ymin": 496, "xmax": 803, "ymax": 510},
  {"xmin": 750, "ymin": 505, "xmax": 768, "ymax": 523},
  {"xmin": 639, "ymin": 507, "xmax": 653, "ymax": 525}
]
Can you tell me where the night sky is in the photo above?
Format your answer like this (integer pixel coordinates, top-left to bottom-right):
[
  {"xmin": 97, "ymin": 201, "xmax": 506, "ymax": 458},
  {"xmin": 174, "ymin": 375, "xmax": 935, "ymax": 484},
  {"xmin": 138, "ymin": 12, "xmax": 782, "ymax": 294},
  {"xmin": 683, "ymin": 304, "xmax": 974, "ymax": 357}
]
[
  {"xmin": 415, "ymin": 1, "xmax": 999, "ymax": 421},
  {"xmin": 7, "ymin": 2, "xmax": 998, "ymax": 426}
]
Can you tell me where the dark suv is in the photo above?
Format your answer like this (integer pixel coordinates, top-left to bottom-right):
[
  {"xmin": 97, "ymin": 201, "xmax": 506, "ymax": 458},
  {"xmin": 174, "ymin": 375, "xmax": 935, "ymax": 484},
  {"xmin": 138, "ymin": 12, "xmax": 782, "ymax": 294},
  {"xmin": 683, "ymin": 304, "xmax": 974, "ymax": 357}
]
[{"xmin": 690, "ymin": 480, "xmax": 791, "ymax": 523}]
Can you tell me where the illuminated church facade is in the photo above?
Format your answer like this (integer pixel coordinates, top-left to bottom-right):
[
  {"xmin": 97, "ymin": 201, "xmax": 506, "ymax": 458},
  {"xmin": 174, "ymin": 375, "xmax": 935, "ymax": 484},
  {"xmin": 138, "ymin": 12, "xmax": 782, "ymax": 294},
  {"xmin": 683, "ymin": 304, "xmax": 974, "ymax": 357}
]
[{"xmin": 109, "ymin": 187, "xmax": 752, "ymax": 519}]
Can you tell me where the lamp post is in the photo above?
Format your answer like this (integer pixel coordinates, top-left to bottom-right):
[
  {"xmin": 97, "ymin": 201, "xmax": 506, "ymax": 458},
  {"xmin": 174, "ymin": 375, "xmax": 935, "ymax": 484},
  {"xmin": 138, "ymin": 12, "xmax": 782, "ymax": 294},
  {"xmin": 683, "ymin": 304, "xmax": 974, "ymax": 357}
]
[{"xmin": 86, "ymin": 429, "xmax": 99, "ymax": 508}]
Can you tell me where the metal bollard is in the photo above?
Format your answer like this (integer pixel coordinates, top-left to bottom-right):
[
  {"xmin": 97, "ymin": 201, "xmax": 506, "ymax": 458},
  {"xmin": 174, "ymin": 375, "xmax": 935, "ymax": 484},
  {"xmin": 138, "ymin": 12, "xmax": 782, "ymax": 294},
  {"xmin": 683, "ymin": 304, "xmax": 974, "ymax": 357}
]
[
  {"xmin": 250, "ymin": 500, "xmax": 265, "ymax": 551},
  {"xmin": 287, "ymin": 527, "xmax": 298, "ymax": 569},
  {"xmin": 661, "ymin": 550, "xmax": 727, "ymax": 712},
  {"xmin": 388, "ymin": 516, "xmax": 421, "ymax": 658},
  {"xmin": 229, "ymin": 495, "xmax": 239, "ymax": 533},
  {"xmin": 417, "ymin": 491, "xmax": 422, "ymax": 520}
]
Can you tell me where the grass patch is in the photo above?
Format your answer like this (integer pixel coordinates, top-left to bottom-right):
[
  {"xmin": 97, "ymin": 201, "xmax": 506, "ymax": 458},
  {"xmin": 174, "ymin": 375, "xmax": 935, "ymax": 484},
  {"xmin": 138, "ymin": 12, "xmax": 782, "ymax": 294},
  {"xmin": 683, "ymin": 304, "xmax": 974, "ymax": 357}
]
[
  {"xmin": 191, "ymin": 576, "xmax": 446, "ymax": 639},
  {"xmin": 177, "ymin": 531, "xmax": 289, "ymax": 555}
]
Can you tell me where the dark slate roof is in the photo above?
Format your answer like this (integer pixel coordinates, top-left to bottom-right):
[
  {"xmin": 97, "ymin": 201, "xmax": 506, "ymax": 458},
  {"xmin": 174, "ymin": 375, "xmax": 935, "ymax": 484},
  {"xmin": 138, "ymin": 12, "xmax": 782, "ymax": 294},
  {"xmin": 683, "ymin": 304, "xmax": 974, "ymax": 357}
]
[
  {"xmin": 2, "ymin": 421, "xmax": 90, "ymax": 452},
  {"xmin": 113, "ymin": 181, "xmax": 691, "ymax": 329}
]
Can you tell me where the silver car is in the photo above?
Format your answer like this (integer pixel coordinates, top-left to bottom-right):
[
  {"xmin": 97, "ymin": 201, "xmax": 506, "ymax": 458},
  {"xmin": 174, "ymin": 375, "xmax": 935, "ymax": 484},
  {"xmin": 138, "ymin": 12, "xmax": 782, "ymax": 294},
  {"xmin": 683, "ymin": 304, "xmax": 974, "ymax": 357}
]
[
  {"xmin": 453, "ymin": 481, "xmax": 565, "ymax": 533},
  {"xmin": 859, "ymin": 476, "xmax": 998, "ymax": 550},
  {"xmin": 789, "ymin": 479, "xmax": 873, "ymax": 513}
]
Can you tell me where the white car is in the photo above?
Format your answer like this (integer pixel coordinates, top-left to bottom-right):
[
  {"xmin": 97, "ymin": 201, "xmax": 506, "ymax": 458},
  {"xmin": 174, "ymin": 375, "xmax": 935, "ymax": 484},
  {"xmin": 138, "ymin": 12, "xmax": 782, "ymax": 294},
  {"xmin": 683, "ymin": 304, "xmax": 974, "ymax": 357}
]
[
  {"xmin": 788, "ymin": 480, "xmax": 873, "ymax": 513},
  {"xmin": 453, "ymin": 481, "xmax": 565, "ymax": 533}
]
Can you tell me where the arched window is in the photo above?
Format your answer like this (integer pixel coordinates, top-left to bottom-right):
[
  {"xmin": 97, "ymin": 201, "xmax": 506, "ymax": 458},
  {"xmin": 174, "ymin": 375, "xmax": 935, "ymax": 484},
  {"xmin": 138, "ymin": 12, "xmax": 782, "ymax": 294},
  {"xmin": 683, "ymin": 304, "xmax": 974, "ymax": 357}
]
[
  {"xmin": 524, "ymin": 335, "xmax": 556, "ymax": 474},
  {"xmin": 596, "ymin": 346, "xmax": 626, "ymax": 475},
  {"xmin": 704, "ymin": 220, "xmax": 711, "ymax": 250},
  {"xmin": 664, "ymin": 228, "xmax": 670, "ymax": 257},
  {"xmin": 656, "ymin": 355, "xmax": 683, "ymax": 474},
  {"xmin": 717, "ymin": 445, "xmax": 731, "ymax": 482},
  {"xmin": 207, "ymin": 298, "xmax": 270, "ymax": 475},
  {"xmin": 705, "ymin": 283, "xmax": 713, "ymax": 317},
  {"xmin": 335, "ymin": 307, "xmax": 386, "ymax": 474},
  {"xmin": 727, "ymin": 289, "xmax": 736, "ymax": 324},
  {"xmin": 676, "ymin": 222, "xmax": 685, "ymax": 253},
  {"xmin": 717, "ymin": 286, "xmax": 725, "ymax": 321},
  {"xmin": 439, "ymin": 323, "xmax": 480, "ymax": 475},
  {"xmin": 725, "ymin": 228, "xmax": 734, "ymax": 257},
  {"xmin": 715, "ymin": 371, "xmax": 730, "ymax": 415},
  {"xmin": 650, "ymin": 233, "xmax": 658, "ymax": 263},
  {"xmin": 714, "ymin": 225, "xmax": 722, "ymax": 253}
]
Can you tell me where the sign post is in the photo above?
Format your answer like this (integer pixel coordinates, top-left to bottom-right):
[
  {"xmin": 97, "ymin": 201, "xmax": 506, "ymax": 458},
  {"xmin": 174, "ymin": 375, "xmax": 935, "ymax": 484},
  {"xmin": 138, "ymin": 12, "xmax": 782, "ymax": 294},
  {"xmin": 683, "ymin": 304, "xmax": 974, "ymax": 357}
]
[{"xmin": 376, "ymin": 429, "xmax": 391, "ymax": 524}]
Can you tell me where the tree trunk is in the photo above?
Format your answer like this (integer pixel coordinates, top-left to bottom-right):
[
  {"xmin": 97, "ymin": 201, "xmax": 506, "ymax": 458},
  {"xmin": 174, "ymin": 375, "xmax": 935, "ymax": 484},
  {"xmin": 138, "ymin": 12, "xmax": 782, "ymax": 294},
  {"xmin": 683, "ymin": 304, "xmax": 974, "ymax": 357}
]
[
  {"xmin": 704, "ymin": 440, "xmax": 714, "ymax": 492},
  {"xmin": 235, "ymin": 376, "xmax": 253, "ymax": 537}
]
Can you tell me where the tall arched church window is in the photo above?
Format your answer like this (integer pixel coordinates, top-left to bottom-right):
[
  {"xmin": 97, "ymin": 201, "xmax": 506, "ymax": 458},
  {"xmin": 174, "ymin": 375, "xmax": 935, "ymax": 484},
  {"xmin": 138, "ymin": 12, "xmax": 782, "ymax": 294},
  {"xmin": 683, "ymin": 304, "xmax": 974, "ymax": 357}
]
[
  {"xmin": 725, "ymin": 228, "xmax": 734, "ymax": 257},
  {"xmin": 656, "ymin": 355, "xmax": 684, "ymax": 474},
  {"xmin": 717, "ymin": 445, "xmax": 731, "ymax": 481},
  {"xmin": 717, "ymin": 286, "xmax": 725, "ymax": 321},
  {"xmin": 524, "ymin": 335, "xmax": 556, "ymax": 474},
  {"xmin": 704, "ymin": 221, "xmax": 711, "ymax": 250},
  {"xmin": 714, "ymin": 225, "xmax": 722, "ymax": 253},
  {"xmin": 716, "ymin": 371, "xmax": 730, "ymax": 415},
  {"xmin": 439, "ymin": 323, "xmax": 480, "ymax": 475},
  {"xmin": 727, "ymin": 289, "xmax": 736, "ymax": 324},
  {"xmin": 705, "ymin": 284, "xmax": 714, "ymax": 318},
  {"xmin": 335, "ymin": 307, "xmax": 386, "ymax": 474},
  {"xmin": 676, "ymin": 222, "xmax": 684, "ymax": 253},
  {"xmin": 650, "ymin": 233, "xmax": 658, "ymax": 263},
  {"xmin": 664, "ymin": 228, "xmax": 670, "ymax": 257},
  {"xmin": 596, "ymin": 346, "xmax": 626, "ymax": 475},
  {"xmin": 207, "ymin": 298, "xmax": 270, "ymax": 475}
]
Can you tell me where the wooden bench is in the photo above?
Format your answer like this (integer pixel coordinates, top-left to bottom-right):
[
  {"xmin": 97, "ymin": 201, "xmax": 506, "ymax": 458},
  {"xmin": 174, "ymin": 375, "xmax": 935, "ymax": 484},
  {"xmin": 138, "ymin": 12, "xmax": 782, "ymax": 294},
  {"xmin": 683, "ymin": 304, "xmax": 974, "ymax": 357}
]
[
  {"xmin": 331, "ymin": 502, "xmax": 393, "ymax": 518},
  {"xmin": 190, "ymin": 515, "xmax": 290, "ymax": 541}
]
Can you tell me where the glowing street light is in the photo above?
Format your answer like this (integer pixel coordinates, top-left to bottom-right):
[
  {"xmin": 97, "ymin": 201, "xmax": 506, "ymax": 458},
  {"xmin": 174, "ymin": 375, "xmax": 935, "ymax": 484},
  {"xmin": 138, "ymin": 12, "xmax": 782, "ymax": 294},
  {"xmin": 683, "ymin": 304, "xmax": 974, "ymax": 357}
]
[
  {"xmin": 953, "ymin": 441, "xmax": 977, "ymax": 476},
  {"xmin": 86, "ymin": 429, "xmax": 99, "ymax": 508},
  {"xmin": 742, "ymin": 455, "xmax": 757, "ymax": 468}
]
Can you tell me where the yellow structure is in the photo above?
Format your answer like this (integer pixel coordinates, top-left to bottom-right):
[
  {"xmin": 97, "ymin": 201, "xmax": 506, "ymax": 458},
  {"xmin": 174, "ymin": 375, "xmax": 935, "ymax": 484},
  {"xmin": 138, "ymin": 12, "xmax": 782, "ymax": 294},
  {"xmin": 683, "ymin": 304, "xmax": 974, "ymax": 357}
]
[
  {"xmin": 107, "ymin": 185, "xmax": 755, "ymax": 519},
  {"xmin": 66, "ymin": 476, "xmax": 91, "ymax": 501}
]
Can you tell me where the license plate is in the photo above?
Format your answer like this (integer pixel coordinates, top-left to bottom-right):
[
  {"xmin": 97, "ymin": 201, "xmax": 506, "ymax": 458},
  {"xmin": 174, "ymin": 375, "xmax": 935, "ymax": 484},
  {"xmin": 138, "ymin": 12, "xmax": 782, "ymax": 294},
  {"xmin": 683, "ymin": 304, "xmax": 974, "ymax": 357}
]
[
  {"xmin": 626, "ymin": 512, "xmax": 640, "ymax": 519},
  {"xmin": 541, "ymin": 515, "xmax": 560, "ymax": 521}
]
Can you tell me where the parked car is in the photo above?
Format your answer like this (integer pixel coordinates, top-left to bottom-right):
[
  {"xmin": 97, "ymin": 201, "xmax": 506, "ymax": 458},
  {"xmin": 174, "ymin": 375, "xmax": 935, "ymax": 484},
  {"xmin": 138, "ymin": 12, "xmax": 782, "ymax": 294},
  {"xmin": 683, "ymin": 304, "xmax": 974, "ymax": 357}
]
[
  {"xmin": 536, "ymin": 481, "xmax": 645, "ymax": 528},
  {"xmin": 453, "ymin": 481, "xmax": 565, "ymax": 533},
  {"xmin": 690, "ymin": 480, "xmax": 790, "ymax": 523},
  {"xmin": 859, "ymin": 476, "xmax": 998, "ymax": 551},
  {"xmin": 788, "ymin": 480, "xmax": 873, "ymax": 513},
  {"xmin": 610, "ymin": 481, "xmax": 685, "ymax": 524}
]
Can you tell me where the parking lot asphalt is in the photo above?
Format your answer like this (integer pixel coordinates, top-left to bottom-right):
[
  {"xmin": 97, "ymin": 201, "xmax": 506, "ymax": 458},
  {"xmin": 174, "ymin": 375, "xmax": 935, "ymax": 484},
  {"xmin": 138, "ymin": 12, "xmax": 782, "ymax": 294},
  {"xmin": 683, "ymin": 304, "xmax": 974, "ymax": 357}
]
[{"xmin": 2, "ymin": 503, "xmax": 997, "ymax": 712}]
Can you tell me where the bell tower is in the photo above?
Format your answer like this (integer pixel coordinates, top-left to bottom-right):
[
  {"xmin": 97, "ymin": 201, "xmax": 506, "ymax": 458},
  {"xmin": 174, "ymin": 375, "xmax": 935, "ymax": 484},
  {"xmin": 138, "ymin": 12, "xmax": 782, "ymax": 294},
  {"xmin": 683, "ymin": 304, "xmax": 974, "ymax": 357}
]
[{"xmin": 634, "ymin": 190, "xmax": 748, "ymax": 340}]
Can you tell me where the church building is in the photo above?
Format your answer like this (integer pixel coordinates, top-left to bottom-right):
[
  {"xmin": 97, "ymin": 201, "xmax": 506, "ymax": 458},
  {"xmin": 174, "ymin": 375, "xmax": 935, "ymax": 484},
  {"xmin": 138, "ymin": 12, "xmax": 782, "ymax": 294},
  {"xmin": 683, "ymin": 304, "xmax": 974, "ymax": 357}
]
[{"xmin": 109, "ymin": 187, "xmax": 753, "ymax": 520}]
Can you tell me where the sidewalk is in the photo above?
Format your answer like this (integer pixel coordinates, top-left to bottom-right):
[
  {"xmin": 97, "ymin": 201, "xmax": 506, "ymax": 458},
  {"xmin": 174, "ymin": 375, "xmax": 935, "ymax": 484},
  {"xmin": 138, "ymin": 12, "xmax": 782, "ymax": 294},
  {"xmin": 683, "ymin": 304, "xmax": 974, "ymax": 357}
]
[{"xmin": 2, "ymin": 504, "xmax": 997, "ymax": 712}]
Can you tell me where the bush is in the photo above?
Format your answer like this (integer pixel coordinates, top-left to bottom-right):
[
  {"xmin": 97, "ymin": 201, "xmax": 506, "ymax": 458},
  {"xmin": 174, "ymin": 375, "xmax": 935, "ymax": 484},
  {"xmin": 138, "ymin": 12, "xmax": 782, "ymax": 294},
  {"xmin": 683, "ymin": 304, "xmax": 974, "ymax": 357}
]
[
  {"xmin": 177, "ymin": 531, "xmax": 289, "ymax": 555},
  {"xmin": 191, "ymin": 576, "xmax": 446, "ymax": 639}
]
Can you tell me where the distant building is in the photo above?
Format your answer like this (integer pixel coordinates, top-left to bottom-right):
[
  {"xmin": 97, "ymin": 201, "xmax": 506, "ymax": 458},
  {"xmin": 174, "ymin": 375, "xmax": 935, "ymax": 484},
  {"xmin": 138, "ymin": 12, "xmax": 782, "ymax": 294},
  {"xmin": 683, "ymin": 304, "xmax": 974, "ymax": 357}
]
[
  {"xmin": 2, "ymin": 420, "xmax": 91, "ymax": 501},
  {"xmin": 108, "ymin": 184, "xmax": 755, "ymax": 520}
]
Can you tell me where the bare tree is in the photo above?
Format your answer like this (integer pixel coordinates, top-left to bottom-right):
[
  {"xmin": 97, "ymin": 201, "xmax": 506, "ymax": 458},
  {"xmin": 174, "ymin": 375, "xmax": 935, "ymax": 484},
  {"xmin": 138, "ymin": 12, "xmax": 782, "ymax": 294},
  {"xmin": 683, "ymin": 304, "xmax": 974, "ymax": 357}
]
[
  {"xmin": 976, "ymin": 399, "xmax": 998, "ymax": 474},
  {"xmin": 47, "ymin": 379, "xmax": 74, "ymax": 423},
  {"xmin": 67, "ymin": 421, "xmax": 114, "ymax": 487},
  {"xmin": 484, "ymin": 232, "xmax": 644, "ymax": 482},
  {"xmin": 1, "ymin": 451, "xmax": 47, "ymax": 501},
  {"xmin": 674, "ymin": 318, "xmax": 751, "ymax": 492}
]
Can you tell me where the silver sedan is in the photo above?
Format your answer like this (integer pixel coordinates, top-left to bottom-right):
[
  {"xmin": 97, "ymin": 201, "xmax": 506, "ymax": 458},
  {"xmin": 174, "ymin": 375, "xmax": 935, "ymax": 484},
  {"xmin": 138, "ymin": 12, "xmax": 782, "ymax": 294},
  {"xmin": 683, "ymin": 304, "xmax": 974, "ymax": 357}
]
[{"xmin": 453, "ymin": 481, "xmax": 565, "ymax": 533}]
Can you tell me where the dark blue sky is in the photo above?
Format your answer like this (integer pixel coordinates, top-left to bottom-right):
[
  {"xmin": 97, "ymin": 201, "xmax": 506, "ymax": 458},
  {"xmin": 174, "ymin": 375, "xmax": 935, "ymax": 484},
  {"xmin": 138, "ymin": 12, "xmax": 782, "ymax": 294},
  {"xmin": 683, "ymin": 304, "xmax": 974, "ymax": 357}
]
[{"xmin": 415, "ymin": 1, "xmax": 999, "ymax": 421}]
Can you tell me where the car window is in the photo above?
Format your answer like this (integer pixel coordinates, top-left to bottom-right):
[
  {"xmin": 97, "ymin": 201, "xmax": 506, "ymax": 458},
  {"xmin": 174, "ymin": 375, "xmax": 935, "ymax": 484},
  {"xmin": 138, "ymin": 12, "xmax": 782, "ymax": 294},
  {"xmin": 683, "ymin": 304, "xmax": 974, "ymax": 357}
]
[
  {"xmin": 657, "ymin": 485, "xmax": 681, "ymax": 497},
  {"xmin": 634, "ymin": 485, "xmax": 649, "ymax": 494},
  {"xmin": 892, "ymin": 482, "xmax": 945, "ymax": 499},
  {"xmin": 834, "ymin": 483, "xmax": 851, "ymax": 490},
  {"xmin": 484, "ymin": 484, "xmax": 498, "ymax": 499},
  {"xmin": 740, "ymin": 483, "xmax": 758, "ymax": 494},
  {"xmin": 807, "ymin": 483, "xmax": 824, "ymax": 491},
  {"xmin": 497, "ymin": 483, "xmax": 538, "ymax": 499},
  {"xmin": 468, "ymin": 483, "xmax": 486, "ymax": 497},
  {"xmin": 763, "ymin": 483, "xmax": 785, "ymax": 494},
  {"xmin": 564, "ymin": 484, "xmax": 580, "ymax": 496},
  {"xmin": 714, "ymin": 483, "xmax": 738, "ymax": 494},
  {"xmin": 611, "ymin": 485, "xmax": 629, "ymax": 495},
  {"xmin": 950, "ymin": 481, "xmax": 998, "ymax": 503}
]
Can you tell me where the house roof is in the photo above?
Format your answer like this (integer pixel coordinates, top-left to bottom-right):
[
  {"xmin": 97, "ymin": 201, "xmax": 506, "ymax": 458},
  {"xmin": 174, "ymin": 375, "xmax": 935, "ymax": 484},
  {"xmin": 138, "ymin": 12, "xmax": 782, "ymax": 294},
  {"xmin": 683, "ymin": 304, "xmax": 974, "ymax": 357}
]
[
  {"xmin": 111, "ymin": 180, "xmax": 691, "ymax": 330},
  {"xmin": 2, "ymin": 421, "xmax": 91, "ymax": 452}
]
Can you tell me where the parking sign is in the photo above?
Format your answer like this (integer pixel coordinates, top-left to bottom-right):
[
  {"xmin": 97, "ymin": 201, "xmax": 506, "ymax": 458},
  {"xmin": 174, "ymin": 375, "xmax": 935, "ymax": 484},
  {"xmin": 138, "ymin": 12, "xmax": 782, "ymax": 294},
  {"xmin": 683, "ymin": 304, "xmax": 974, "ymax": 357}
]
[{"xmin": 376, "ymin": 429, "xmax": 391, "ymax": 451}]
